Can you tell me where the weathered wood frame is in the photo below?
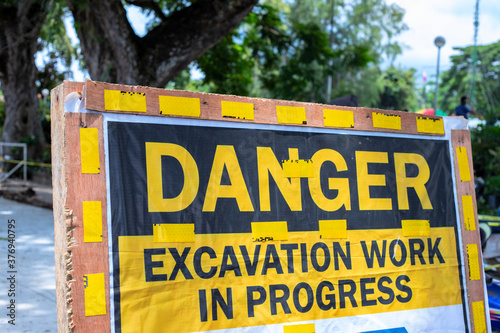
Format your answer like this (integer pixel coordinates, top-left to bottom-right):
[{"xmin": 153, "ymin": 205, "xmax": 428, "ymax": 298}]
[{"xmin": 51, "ymin": 80, "xmax": 487, "ymax": 332}]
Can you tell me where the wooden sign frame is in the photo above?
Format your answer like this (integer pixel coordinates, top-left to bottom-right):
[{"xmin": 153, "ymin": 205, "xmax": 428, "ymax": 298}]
[{"xmin": 51, "ymin": 80, "xmax": 487, "ymax": 332}]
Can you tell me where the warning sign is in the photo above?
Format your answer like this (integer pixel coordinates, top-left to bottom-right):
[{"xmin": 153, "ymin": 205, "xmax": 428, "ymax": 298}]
[{"xmin": 106, "ymin": 119, "xmax": 466, "ymax": 332}]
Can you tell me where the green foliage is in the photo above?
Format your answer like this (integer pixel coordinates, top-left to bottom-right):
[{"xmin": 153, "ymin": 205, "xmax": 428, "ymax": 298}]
[
  {"xmin": 377, "ymin": 66, "xmax": 417, "ymax": 111},
  {"xmin": 471, "ymin": 124, "xmax": 500, "ymax": 182},
  {"xmin": 440, "ymin": 41, "xmax": 500, "ymax": 121}
]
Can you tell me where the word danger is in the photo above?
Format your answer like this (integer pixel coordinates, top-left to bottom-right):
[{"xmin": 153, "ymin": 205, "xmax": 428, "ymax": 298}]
[
  {"xmin": 143, "ymin": 238, "xmax": 444, "ymax": 282},
  {"xmin": 146, "ymin": 143, "xmax": 433, "ymax": 213}
]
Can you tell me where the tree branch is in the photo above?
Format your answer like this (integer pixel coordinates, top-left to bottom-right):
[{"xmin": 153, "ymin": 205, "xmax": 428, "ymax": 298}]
[{"xmin": 124, "ymin": 0, "xmax": 167, "ymax": 20}]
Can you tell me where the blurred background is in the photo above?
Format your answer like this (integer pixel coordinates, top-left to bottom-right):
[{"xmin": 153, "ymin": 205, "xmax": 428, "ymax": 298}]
[{"xmin": 1, "ymin": 0, "xmax": 500, "ymax": 215}]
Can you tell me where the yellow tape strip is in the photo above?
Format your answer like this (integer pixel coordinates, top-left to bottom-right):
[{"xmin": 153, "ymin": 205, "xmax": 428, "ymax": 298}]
[
  {"xmin": 472, "ymin": 301, "xmax": 487, "ymax": 333},
  {"xmin": 282, "ymin": 159, "xmax": 314, "ymax": 178},
  {"xmin": 153, "ymin": 223, "xmax": 195, "ymax": 243},
  {"xmin": 251, "ymin": 221, "xmax": 288, "ymax": 241},
  {"xmin": 84, "ymin": 273, "xmax": 106, "ymax": 316},
  {"xmin": 0, "ymin": 156, "xmax": 51, "ymax": 168},
  {"xmin": 83, "ymin": 201, "xmax": 103, "ymax": 243},
  {"xmin": 456, "ymin": 147, "xmax": 472, "ymax": 182},
  {"xmin": 80, "ymin": 128, "xmax": 100, "ymax": 174},
  {"xmin": 276, "ymin": 105, "xmax": 307, "ymax": 124},
  {"xmin": 467, "ymin": 243, "xmax": 481, "ymax": 280},
  {"xmin": 104, "ymin": 89, "xmax": 147, "ymax": 112},
  {"xmin": 159, "ymin": 95, "xmax": 200, "ymax": 117},
  {"xmin": 401, "ymin": 220, "xmax": 430, "ymax": 237},
  {"xmin": 283, "ymin": 323, "xmax": 315, "ymax": 333},
  {"xmin": 416, "ymin": 117, "xmax": 445, "ymax": 134},
  {"xmin": 323, "ymin": 109, "xmax": 354, "ymax": 128},
  {"xmin": 462, "ymin": 195, "xmax": 476, "ymax": 231},
  {"xmin": 372, "ymin": 112, "xmax": 401, "ymax": 130},
  {"xmin": 221, "ymin": 100, "xmax": 254, "ymax": 120},
  {"xmin": 319, "ymin": 220, "xmax": 347, "ymax": 239}
]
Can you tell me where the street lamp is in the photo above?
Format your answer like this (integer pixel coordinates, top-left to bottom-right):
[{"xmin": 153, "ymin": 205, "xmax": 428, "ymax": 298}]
[{"xmin": 433, "ymin": 36, "xmax": 446, "ymax": 112}]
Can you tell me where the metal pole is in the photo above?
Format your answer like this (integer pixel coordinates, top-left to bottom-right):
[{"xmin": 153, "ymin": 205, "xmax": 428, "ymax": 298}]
[
  {"xmin": 23, "ymin": 143, "xmax": 27, "ymax": 182},
  {"xmin": 434, "ymin": 47, "xmax": 442, "ymax": 112}
]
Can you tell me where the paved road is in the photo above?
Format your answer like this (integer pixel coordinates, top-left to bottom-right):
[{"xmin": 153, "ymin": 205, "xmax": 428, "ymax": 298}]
[{"xmin": 0, "ymin": 197, "xmax": 57, "ymax": 332}]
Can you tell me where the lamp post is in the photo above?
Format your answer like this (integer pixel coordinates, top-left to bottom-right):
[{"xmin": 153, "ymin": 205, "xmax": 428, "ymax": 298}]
[{"xmin": 433, "ymin": 36, "xmax": 446, "ymax": 112}]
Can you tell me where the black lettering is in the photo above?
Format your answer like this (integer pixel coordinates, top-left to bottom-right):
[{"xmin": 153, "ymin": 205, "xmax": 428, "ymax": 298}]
[
  {"xmin": 316, "ymin": 281, "xmax": 336, "ymax": 310},
  {"xmin": 262, "ymin": 244, "xmax": 284, "ymax": 275},
  {"xmin": 396, "ymin": 275, "xmax": 412, "ymax": 303},
  {"xmin": 240, "ymin": 245, "xmax": 261, "ymax": 276},
  {"xmin": 389, "ymin": 239, "xmax": 407, "ymax": 267},
  {"xmin": 361, "ymin": 240, "xmax": 386, "ymax": 268},
  {"xmin": 269, "ymin": 284, "xmax": 291, "ymax": 315},
  {"xmin": 300, "ymin": 243, "xmax": 308, "ymax": 273},
  {"xmin": 377, "ymin": 276, "xmax": 394, "ymax": 305},
  {"xmin": 409, "ymin": 239, "xmax": 426, "ymax": 265},
  {"xmin": 360, "ymin": 278, "xmax": 376, "ymax": 306},
  {"xmin": 293, "ymin": 282, "xmax": 314, "ymax": 313},
  {"xmin": 338, "ymin": 279, "xmax": 357, "ymax": 308},
  {"xmin": 219, "ymin": 246, "xmax": 242, "ymax": 277},
  {"xmin": 311, "ymin": 242, "xmax": 330, "ymax": 272},
  {"xmin": 281, "ymin": 243, "xmax": 299, "ymax": 273},
  {"xmin": 169, "ymin": 247, "xmax": 193, "ymax": 280},
  {"xmin": 428, "ymin": 238, "xmax": 445, "ymax": 264},
  {"xmin": 194, "ymin": 246, "xmax": 217, "ymax": 279},
  {"xmin": 144, "ymin": 248, "xmax": 168, "ymax": 282},
  {"xmin": 199, "ymin": 289, "xmax": 207, "ymax": 322},
  {"xmin": 333, "ymin": 241, "xmax": 352, "ymax": 270},
  {"xmin": 212, "ymin": 288, "xmax": 233, "ymax": 320},
  {"xmin": 247, "ymin": 286, "xmax": 266, "ymax": 317}
]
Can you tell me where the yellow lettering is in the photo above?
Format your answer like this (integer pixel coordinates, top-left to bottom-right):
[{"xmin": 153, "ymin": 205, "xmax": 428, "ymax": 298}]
[
  {"xmin": 308, "ymin": 149, "xmax": 351, "ymax": 211},
  {"xmin": 203, "ymin": 145, "xmax": 254, "ymax": 212},
  {"xmin": 257, "ymin": 147, "xmax": 302, "ymax": 211},
  {"xmin": 356, "ymin": 151, "xmax": 392, "ymax": 210},
  {"xmin": 146, "ymin": 142, "xmax": 199, "ymax": 212},
  {"xmin": 394, "ymin": 153, "xmax": 433, "ymax": 210}
]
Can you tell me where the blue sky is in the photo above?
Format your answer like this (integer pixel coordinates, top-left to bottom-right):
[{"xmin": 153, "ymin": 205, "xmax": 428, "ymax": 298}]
[{"xmin": 65, "ymin": 0, "xmax": 500, "ymax": 86}]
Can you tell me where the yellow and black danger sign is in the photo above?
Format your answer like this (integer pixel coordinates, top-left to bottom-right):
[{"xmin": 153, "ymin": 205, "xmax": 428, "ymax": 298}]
[{"xmin": 107, "ymin": 119, "xmax": 466, "ymax": 332}]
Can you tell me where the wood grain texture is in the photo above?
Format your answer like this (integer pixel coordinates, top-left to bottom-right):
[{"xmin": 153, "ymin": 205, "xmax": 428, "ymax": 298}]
[
  {"xmin": 451, "ymin": 129, "xmax": 486, "ymax": 332},
  {"xmin": 52, "ymin": 81, "xmax": 110, "ymax": 332},
  {"xmin": 84, "ymin": 80, "xmax": 444, "ymax": 136}
]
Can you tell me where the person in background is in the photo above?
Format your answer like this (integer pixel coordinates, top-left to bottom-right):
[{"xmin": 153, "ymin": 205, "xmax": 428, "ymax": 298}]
[{"xmin": 455, "ymin": 96, "xmax": 477, "ymax": 119}]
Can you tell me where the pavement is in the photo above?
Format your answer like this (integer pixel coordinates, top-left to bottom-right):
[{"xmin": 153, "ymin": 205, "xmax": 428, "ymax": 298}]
[{"xmin": 0, "ymin": 180, "xmax": 56, "ymax": 333}]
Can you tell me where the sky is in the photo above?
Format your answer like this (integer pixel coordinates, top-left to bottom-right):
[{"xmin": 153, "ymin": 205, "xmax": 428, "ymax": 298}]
[
  {"xmin": 65, "ymin": 0, "xmax": 500, "ymax": 85},
  {"xmin": 388, "ymin": 0, "xmax": 500, "ymax": 85}
]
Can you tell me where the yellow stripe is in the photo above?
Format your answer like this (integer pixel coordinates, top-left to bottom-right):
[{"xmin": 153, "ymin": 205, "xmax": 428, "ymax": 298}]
[
  {"xmin": 456, "ymin": 147, "xmax": 472, "ymax": 182},
  {"xmin": 416, "ymin": 117, "xmax": 445, "ymax": 134},
  {"xmin": 153, "ymin": 223, "xmax": 195, "ymax": 243},
  {"xmin": 319, "ymin": 220, "xmax": 347, "ymax": 239},
  {"xmin": 282, "ymin": 159, "xmax": 314, "ymax": 178},
  {"xmin": 159, "ymin": 95, "xmax": 200, "ymax": 117},
  {"xmin": 372, "ymin": 112, "xmax": 401, "ymax": 130},
  {"xmin": 478, "ymin": 214, "xmax": 500, "ymax": 222},
  {"xmin": 221, "ymin": 101, "xmax": 254, "ymax": 120},
  {"xmin": 104, "ymin": 89, "xmax": 146, "ymax": 112},
  {"xmin": 84, "ymin": 273, "xmax": 106, "ymax": 316},
  {"xmin": 467, "ymin": 243, "xmax": 481, "ymax": 280},
  {"xmin": 472, "ymin": 301, "xmax": 487, "ymax": 333},
  {"xmin": 80, "ymin": 128, "xmax": 100, "ymax": 174},
  {"xmin": 251, "ymin": 221, "xmax": 288, "ymax": 241},
  {"xmin": 83, "ymin": 201, "xmax": 103, "ymax": 243},
  {"xmin": 0, "ymin": 156, "xmax": 51, "ymax": 168},
  {"xmin": 462, "ymin": 195, "xmax": 476, "ymax": 231},
  {"xmin": 401, "ymin": 220, "xmax": 430, "ymax": 237},
  {"xmin": 323, "ymin": 109, "xmax": 354, "ymax": 128},
  {"xmin": 283, "ymin": 323, "xmax": 315, "ymax": 333},
  {"xmin": 276, "ymin": 106, "xmax": 307, "ymax": 124}
]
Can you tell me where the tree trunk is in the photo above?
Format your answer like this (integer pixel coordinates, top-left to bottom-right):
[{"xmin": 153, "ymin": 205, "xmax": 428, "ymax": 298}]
[
  {"xmin": 0, "ymin": 1, "xmax": 48, "ymax": 159},
  {"xmin": 68, "ymin": 0, "xmax": 258, "ymax": 87}
]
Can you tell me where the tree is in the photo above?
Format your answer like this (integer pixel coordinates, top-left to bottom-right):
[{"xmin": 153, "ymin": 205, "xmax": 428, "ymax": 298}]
[
  {"xmin": 440, "ymin": 41, "xmax": 500, "ymax": 122},
  {"xmin": 0, "ymin": 0, "xmax": 51, "ymax": 158},
  {"xmin": 67, "ymin": 0, "xmax": 259, "ymax": 87},
  {"xmin": 377, "ymin": 66, "xmax": 417, "ymax": 111}
]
